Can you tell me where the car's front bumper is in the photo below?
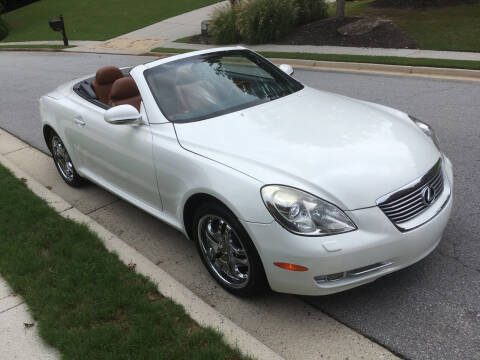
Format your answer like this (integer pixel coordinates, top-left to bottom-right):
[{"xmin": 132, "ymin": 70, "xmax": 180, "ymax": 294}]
[{"xmin": 242, "ymin": 156, "xmax": 453, "ymax": 296}]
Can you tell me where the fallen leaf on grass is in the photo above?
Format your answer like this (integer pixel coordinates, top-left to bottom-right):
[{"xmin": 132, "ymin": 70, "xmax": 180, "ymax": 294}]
[
  {"xmin": 199, "ymin": 339, "xmax": 208, "ymax": 347},
  {"xmin": 24, "ymin": 323, "xmax": 35, "ymax": 329},
  {"xmin": 147, "ymin": 293, "xmax": 160, "ymax": 302},
  {"xmin": 127, "ymin": 262, "xmax": 136, "ymax": 271}
]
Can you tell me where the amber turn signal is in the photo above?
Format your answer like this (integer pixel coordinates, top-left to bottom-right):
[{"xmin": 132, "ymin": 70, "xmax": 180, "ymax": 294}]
[{"xmin": 274, "ymin": 262, "xmax": 309, "ymax": 272}]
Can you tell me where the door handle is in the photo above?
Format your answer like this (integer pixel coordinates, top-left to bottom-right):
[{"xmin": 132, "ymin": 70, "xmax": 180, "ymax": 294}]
[{"xmin": 74, "ymin": 115, "xmax": 85, "ymax": 126}]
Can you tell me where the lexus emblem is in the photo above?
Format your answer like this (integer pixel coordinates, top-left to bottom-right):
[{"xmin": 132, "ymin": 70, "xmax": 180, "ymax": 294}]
[{"xmin": 422, "ymin": 186, "xmax": 435, "ymax": 205}]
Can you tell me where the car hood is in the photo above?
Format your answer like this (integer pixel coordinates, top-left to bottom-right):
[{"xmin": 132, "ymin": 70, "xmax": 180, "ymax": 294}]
[{"xmin": 174, "ymin": 87, "xmax": 440, "ymax": 210}]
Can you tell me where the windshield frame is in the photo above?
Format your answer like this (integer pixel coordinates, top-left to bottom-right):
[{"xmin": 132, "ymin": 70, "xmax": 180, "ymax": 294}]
[{"xmin": 144, "ymin": 49, "xmax": 304, "ymax": 123}]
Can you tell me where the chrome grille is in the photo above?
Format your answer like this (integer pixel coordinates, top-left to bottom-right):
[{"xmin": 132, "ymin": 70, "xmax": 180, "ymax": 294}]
[{"xmin": 378, "ymin": 159, "xmax": 444, "ymax": 224}]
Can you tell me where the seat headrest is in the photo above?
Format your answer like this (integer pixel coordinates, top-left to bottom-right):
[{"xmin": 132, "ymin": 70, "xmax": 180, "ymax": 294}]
[
  {"xmin": 110, "ymin": 77, "xmax": 139, "ymax": 101},
  {"xmin": 95, "ymin": 66, "xmax": 123, "ymax": 85}
]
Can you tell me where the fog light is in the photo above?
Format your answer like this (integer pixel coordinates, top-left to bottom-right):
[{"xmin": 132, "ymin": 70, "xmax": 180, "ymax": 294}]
[
  {"xmin": 314, "ymin": 262, "xmax": 392, "ymax": 284},
  {"xmin": 274, "ymin": 262, "xmax": 308, "ymax": 272},
  {"xmin": 315, "ymin": 272, "xmax": 345, "ymax": 283}
]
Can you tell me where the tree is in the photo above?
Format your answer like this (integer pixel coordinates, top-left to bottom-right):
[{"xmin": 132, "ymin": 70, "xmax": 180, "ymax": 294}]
[
  {"xmin": 336, "ymin": 0, "xmax": 345, "ymax": 19},
  {"xmin": 1, "ymin": 0, "xmax": 38, "ymax": 14}
]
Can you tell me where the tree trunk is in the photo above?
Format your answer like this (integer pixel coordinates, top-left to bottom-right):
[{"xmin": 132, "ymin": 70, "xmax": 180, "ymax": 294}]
[{"xmin": 336, "ymin": 0, "xmax": 345, "ymax": 19}]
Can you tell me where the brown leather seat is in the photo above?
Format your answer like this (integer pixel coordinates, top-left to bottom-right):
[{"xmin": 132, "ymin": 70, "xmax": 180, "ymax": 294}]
[
  {"xmin": 91, "ymin": 66, "xmax": 123, "ymax": 104},
  {"xmin": 109, "ymin": 77, "xmax": 142, "ymax": 111}
]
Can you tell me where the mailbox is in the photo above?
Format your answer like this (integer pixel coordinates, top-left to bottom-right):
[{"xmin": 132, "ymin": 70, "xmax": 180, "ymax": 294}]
[
  {"xmin": 48, "ymin": 18, "xmax": 64, "ymax": 32},
  {"xmin": 48, "ymin": 15, "xmax": 69, "ymax": 46},
  {"xmin": 201, "ymin": 20, "xmax": 210, "ymax": 37}
]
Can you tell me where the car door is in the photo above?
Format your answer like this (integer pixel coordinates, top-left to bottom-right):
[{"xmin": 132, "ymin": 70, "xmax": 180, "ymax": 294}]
[{"xmin": 69, "ymin": 97, "xmax": 161, "ymax": 211}]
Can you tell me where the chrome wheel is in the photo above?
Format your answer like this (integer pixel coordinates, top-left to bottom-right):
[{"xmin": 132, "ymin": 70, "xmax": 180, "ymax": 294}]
[
  {"xmin": 51, "ymin": 136, "xmax": 74, "ymax": 182},
  {"xmin": 197, "ymin": 215, "xmax": 250, "ymax": 289}
]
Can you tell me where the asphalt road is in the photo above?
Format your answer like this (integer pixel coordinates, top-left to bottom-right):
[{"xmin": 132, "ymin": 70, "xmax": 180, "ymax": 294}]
[{"xmin": 1, "ymin": 51, "xmax": 479, "ymax": 360}]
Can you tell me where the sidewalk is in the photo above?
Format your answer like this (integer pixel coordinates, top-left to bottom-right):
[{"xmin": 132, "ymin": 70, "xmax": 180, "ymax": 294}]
[
  {"xmin": 162, "ymin": 42, "xmax": 480, "ymax": 61},
  {"xmin": 0, "ymin": 277, "xmax": 59, "ymax": 359}
]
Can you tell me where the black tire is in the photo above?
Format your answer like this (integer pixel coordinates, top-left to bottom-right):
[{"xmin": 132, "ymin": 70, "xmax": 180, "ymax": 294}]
[
  {"xmin": 193, "ymin": 201, "xmax": 269, "ymax": 297},
  {"xmin": 49, "ymin": 133, "xmax": 87, "ymax": 187}
]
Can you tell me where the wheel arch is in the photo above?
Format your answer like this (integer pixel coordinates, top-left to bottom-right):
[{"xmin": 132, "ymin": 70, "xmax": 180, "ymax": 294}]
[
  {"xmin": 183, "ymin": 192, "xmax": 238, "ymax": 241},
  {"xmin": 183, "ymin": 191, "xmax": 271, "ymax": 295},
  {"xmin": 43, "ymin": 124, "xmax": 56, "ymax": 153}
]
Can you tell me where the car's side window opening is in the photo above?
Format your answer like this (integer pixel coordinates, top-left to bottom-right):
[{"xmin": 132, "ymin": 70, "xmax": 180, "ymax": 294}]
[
  {"xmin": 74, "ymin": 79, "xmax": 110, "ymax": 110},
  {"xmin": 73, "ymin": 66, "xmax": 142, "ymax": 111}
]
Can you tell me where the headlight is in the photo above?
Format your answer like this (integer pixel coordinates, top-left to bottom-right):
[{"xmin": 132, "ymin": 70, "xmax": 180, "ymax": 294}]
[
  {"xmin": 261, "ymin": 185, "xmax": 356, "ymax": 236},
  {"xmin": 409, "ymin": 115, "xmax": 441, "ymax": 150}
]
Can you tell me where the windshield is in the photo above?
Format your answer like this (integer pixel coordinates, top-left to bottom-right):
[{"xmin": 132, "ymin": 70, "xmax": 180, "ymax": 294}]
[{"xmin": 144, "ymin": 50, "xmax": 303, "ymax": 123}]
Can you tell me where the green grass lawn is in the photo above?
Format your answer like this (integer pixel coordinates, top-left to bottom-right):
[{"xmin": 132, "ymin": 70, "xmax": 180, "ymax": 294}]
[
  {"xmin": 152, "ymin": 47, "xmax": 480, "ymax": 70},
  {"xmin": 1, "ymin": 0, "xmax": 220, "ymax": 42},
  {"xmin": 0, "ymin": 163, "xmax": 248, "ymax": 360},
  {"xmin": 333, "ymin": 0, "xmax": 480, "ymax": 52}
]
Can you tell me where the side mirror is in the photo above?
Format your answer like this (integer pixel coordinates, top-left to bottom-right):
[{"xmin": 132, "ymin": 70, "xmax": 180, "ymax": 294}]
[
  {"xmin": 279, "ymin": 64, "xmax": 294, "ymax": 76},
  {"xmin": 104, "ymin": 105, "xmax": 142, "ymax": 125}
]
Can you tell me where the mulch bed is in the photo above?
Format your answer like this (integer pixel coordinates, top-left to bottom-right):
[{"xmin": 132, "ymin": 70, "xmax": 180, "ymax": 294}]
[
  {"xmin": 187, "ymin": 34, "xmax": 214, "ymax": 45},
  {"xmin": 275, "ymin": 17, "xmax": 417, "ymax": 49}
]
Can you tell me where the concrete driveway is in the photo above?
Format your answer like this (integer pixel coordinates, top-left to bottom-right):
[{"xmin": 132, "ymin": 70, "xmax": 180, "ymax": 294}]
[{"xmin": 0, "ymin": 51, "xmax": 479, "ymax": 360}]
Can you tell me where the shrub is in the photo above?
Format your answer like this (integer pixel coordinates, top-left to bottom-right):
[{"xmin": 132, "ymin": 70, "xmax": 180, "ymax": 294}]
[
  {"xmin": 211, "ymin": 4, "xmax": 242, "ymax": 44},
  {"xmin": 0, "ymin": 16, "xmax": 8, "ymax": 40},
  {"xmin": 1, "ymin": 0, "xmax": 38, "ymax": 14},
  {"xmin": 210, "ymin": 0, "xmax": 326, "ymax": 45},
  {"xmin": 237, "ymin": 0, "xmax": 298, "ymax": 44},
  {"xmin": 293, "ymin": 0, "xmax": 328, "ymax": 25}
]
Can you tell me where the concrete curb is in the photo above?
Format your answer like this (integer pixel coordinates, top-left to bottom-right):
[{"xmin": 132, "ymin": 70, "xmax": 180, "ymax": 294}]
[{"xmin": 0, "ymin": 152, "xmax": 285, "ymax": 360}]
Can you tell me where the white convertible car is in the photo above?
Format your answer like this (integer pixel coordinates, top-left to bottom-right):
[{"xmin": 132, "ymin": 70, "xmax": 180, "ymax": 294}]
[{"xmin": 40, "ymin": 47, "xmax": 453, "ymax": 296}]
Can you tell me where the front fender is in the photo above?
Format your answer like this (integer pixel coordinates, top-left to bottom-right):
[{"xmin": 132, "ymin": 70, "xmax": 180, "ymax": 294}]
[{"xmin": 150, "ymin": 123, "xmax": 274, "ymax": 226}]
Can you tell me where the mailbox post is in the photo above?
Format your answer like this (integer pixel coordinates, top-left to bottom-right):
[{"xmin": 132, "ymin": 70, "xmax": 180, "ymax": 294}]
[{"xmin": 48, "ymin": 15, "xmax": 69, "ymax": 46}]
